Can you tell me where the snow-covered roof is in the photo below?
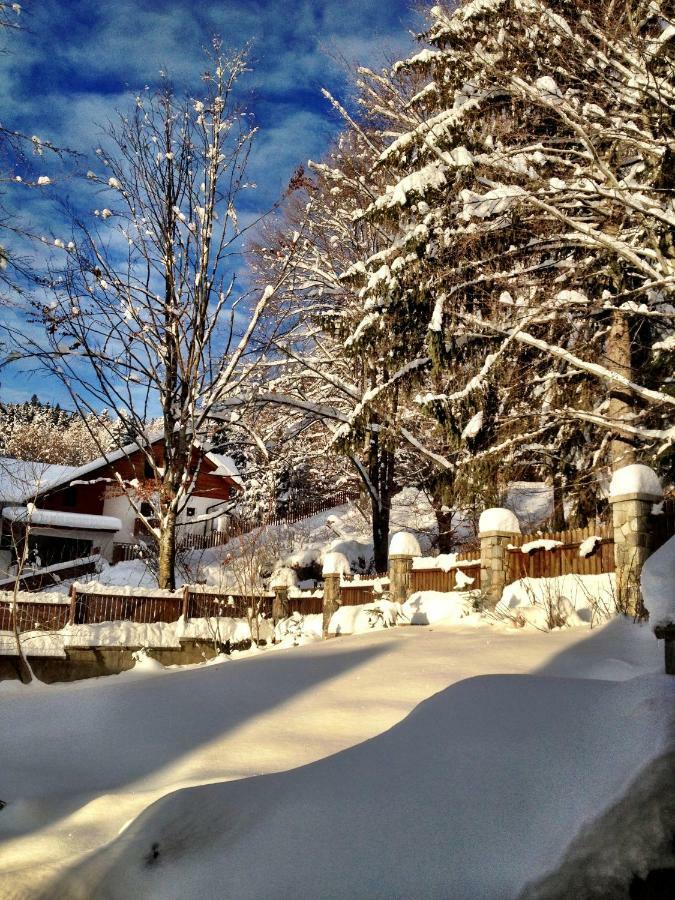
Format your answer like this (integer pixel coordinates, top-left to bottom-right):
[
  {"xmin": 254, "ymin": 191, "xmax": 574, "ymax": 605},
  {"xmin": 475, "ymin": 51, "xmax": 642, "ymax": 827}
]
[
  {"xmin": 0, "ymin": 457, "xmax": 79, "ymax": 504},
  {"xmin": 34, "ymin": 434, "xmax": 165, "ymax": 496},
  {"xmin": 26, "ymin": 438, "xmax": 242, "ymax": 499},
  {"xmin": 205, "ymin": 452, "xmax": 242, "ymax": 486},
  {"xmin": 2, "ymin": 506, "xmax": 122, "ymax": 532}
]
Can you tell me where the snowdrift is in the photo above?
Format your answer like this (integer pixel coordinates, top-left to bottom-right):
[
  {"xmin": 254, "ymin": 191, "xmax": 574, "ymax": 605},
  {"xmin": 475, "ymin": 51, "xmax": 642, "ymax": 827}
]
[{"xmin": 46, "ymin": 669, "xmax": 674, "ymax": 899}]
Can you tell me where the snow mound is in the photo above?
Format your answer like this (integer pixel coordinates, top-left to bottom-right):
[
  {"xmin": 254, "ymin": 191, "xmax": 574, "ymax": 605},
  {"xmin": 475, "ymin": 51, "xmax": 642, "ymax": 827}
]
[
  {"xmin": 389, "ymin": 531, "xmax": 421, "ymax": 556},
  {"xmin": 479, "ymin": 507, "xmax": 521, "ymax": 534},
  {"xmin": 579, "ymin": 536, "xmax": 601, "ymax": 558},
  {"xmin": 401, "ymin": 590, "xmax": 476, "ymax": 625},
  {"xmin": 609, "ymin": 464, "xmax": 662, "ymax": 499},
  {"xmin": 497, "ymin": 574, "xmax": 616, "ymax": 629},
  {"xmin": 47, "ymin": 669, "xmax": 674, "ymax": 899},
  {"xmin": 275, "ymin": 600, "xmax": 400, "ymax": 643},
  {"xmin": 269, "ymin": 566, "xmax": 298, "ymax": 590},
  {"xmin": 322, "ymin": 551, "xmax": 351, "ymax": 577},
  {"xmin": 642, "ymin": 536, "xmax": 675, "ymax": 629}
]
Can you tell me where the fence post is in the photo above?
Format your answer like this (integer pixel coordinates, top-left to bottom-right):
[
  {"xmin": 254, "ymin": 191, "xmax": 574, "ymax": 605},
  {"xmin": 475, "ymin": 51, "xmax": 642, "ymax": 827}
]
[
  {"xmin": 388, "ymin": 532, "xmax": 422, "ymax": 604},
  {"xmin": 322, "ymin": 552, "xmax": 348, "ymax": 638},
  {"xmin": 609, "ymin": 465, "xmax": 663, "ymax": 618},
  {"xmin": 479, "ymin": 509, "xmax": 521, "ymax": 608},
  {"xmin": 273, "ymin": 585, "xmax": 289, "ymax": 624},
  {"xmin": 68, "ymin": 583, "xmax": 77, "ymax": 625},
  {"xmin": 181, "ymin": 584, "xmax": 190, "ymax": 622}
]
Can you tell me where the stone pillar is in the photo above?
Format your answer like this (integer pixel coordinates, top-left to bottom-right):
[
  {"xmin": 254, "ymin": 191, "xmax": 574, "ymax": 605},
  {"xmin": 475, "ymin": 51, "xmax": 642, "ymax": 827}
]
[
  {"xmin": 609, "ymin": 468, "xmax": 662, "ymax": 617},
  {"xmin": 322, "ymin": 574, "xmax": 340, "ymax": 638},
  {"xmin": 388, "ymin": 532, "xmax": 422, "ymax": 604},
  {"xmin": 272, "ymin": 585, "xmax": 289, "ymax": 624},
  {"xmin": 389, "ymin": 555, "xmax": 413, "ymax": 604},
  {"xmin": 478, "ymin": 508, "xmax": 521, "ymax": 609}
]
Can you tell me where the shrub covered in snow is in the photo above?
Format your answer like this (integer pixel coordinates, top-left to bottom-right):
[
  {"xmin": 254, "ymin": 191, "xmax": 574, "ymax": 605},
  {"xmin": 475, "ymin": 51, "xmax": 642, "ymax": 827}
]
[{"xmin": 496, "ymin": 574, "xmax": 617, "ymax": 630}]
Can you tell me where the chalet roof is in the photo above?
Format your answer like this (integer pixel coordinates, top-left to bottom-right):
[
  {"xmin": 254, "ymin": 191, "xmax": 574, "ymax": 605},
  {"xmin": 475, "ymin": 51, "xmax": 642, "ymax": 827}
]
[
  {"xmin": 2, "ymin": 506, "xmax": 122, "ymax": 532},
  {"xmin": 0, "ymin": 457, "xmax": 79, "ymax": 504},
  {"xmin": 34, "ymin": 434, "xmax": 166, "ymax": 497},
  {"xmin": 29, "ymin": 435, "xmax": 241, "ymax": 499}
]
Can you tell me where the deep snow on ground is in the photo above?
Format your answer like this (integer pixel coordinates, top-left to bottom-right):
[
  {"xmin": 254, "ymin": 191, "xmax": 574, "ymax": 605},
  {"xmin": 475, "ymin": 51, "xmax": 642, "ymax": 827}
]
[{"xmin": 0, "ymin": 616, "xmax": 671, "ymax": 899}]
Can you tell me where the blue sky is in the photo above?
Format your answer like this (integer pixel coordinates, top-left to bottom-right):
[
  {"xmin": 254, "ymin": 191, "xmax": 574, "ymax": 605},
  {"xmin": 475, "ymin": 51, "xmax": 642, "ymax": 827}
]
[{"xmin": 0, "ymin": 0, "xmax": 421, "ymax": 407}]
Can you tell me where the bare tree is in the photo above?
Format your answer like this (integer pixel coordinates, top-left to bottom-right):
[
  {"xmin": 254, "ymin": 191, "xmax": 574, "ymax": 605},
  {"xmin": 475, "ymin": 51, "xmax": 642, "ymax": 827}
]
[{"xmin": 5, "ymin": 45, "xmax": 297, "ymax": 588}]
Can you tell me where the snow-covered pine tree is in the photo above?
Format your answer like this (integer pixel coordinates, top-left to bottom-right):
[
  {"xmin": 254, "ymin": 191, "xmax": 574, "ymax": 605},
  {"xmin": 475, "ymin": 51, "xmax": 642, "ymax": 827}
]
[
  {"xmin": 345, "ymin": 0, "xmax": 674, "ymax": 518},
  {"xmin": 246, "ymin": 121, "xmax": 435, "ymax": 569}
]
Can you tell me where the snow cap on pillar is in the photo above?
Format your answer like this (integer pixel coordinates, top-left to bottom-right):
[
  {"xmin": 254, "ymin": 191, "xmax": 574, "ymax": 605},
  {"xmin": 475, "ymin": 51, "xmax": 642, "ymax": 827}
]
[
  {"xmin": 479, "ymin": 508, "xmax": 521, "ymax": 535},
  {"xmin": 389, "ymin": 531, "xmax": 421, "ymax": 557},
  {"xmin": 322, "ymin": 551, "xmax": 351, "ymax": 577},
  {"xmin": 609, "ymin": 464, "xmax": 663, "ymax": 500}
]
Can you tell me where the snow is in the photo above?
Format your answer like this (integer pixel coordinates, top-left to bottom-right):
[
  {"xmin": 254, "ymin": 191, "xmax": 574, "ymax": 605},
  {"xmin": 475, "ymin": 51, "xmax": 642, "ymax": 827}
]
[
  {"xmin": 0, "ymin": 588, "xmax": 68, "ymax": 606},
  {"xmin": 268, "ymin": 566, "xmax": 299, "ymax": 590},
  {"xmin": 0, "ymin": 616, "xmax": 273, "ymax": 654},
  {"xmin": 497, "ymin": 574, "xmax": 617, "ymax": 629},
  {"xmin": 0, "ymin": 457, "xmax": 78, "ymax": 503},
  {"xmin": 0, "ymin": 630, "xmax": 66, "ymax": 657},
  {"xmin": 641, "ymin": 536, "xmax": 675, "ymax": 629},
  {"xmin": 521, "ymin": 539, "xmax": 563, "ymax": 553},
  {"xmin": 73, "ymin": 580, "xmax": 180, "ymax": 598},
  {"xmin": 1, "ymin": 618, "xmax": 668, "ymax": 898},
  {"xmin": 1, "ymin": 506, "xmax": 122, "ymax": 532},
  {"xmin": 389, "ymin": 530, "xmax": 422, "ymax": 557},
  {"xmin": 413, "ymin": 552, "xmax": 457, "ymax": 571},
  {"xmin": 579, "ymin": 535, "xmax": 602, "ymax": 558},
  {"xmin": 460, "ymin": 409, "xmax": 483, "ymax": 440},
  {"xmin": 204, "ymin": 451, "xmax": 242, "ymax": 485},
  {"xmin": 322, "ymin": 551, "xmax": 351, "ymax": 577},
  {"xmin": 454, "ymin": 568, "xmax": 475, "ymax": 589},
  {"xmin": 608, "ymin": 464, "xmax": 663, "ymax": 498},
  {"xmin": 479, "ymin": 507, "xmax": 521, "ymax": 534},
  {"xmin": 401, "ymin": 590, "xmax": 477, "ymax": 624}
]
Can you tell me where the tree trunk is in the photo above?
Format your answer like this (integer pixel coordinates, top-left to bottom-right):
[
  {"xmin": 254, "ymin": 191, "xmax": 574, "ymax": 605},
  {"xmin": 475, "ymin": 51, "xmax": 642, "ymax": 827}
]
[
  {"xmin": 551, "ymin": 469, "xmax": 566, "ymax": 531},
  {"xmin": 158, "ymin": 507, "xmax": 177, "ymax": 591},
  {"xmin": 607, "ymin": 310, "xmax": 638, "ymax": 471},
  {"xmin": 372, "ymin": 498, "xmax": 391, "ymax": 575},
  {"xmin": 428, "ymin": 471, "xmax": 455, "ymax": 552},
  {"xmin": 369, "ymin": 442, "xmax": 395, "ymax": 574}
]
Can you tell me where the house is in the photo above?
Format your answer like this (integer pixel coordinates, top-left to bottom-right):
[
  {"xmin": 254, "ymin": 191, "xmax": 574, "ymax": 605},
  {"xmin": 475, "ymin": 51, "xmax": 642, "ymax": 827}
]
[
  {"xmin": 0, "ymin": 457, "xmax": 80, "ymax": 576},
  {"xmin": 0, "ymin": 438, "xmax": 241, "ymax": 571}
]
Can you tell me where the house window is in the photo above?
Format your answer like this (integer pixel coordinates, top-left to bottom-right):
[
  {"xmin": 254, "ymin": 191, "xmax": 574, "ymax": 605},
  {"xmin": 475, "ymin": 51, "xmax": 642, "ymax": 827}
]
[
  {"xmin": 64, "ymin": 487, "xmax": 76, "ymax": 507},
  {"xmin": 140, "ymin": 501, "xmax": 153, "ymax": 517},
  {"xmin": 186, "ymin": 507, "xmax": 195, "ymax": 518},
  {"xmin": 144, "ymin": 460, "xmax": 153, "ymax": 478}
]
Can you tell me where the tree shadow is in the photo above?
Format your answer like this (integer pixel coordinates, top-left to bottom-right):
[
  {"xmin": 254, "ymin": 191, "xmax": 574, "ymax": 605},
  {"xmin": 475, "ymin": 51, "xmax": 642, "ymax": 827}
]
[{"xmin": 0, "ymin": 639, "xmax": 392, "ymax": 843}]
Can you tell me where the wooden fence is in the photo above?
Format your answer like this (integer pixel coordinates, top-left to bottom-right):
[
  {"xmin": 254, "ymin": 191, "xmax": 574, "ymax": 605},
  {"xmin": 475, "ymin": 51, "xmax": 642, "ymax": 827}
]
[
  {"xmin": 0, "ymin": 599, "xmax": 70, "ymax": 632},
  {"xmin": 505, "ymin": 524, "xmax": 614, "ymax": 584},
  {"xmin": 340, "ymin": 579, "xmax": 388, "ymax": 607},
  {"xmin": 410, "ymin": 551, "xmax": 482, "ymax": 594},
  {"xmin": 287, "ymin": 592, "xmax": 324, "ymax": 615}
]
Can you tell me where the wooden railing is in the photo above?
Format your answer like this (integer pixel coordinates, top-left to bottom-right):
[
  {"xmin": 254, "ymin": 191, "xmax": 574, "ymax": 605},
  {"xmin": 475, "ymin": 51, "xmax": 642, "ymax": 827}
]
[{"xmin": 0, "ymin": 555, "xmax": 100, "ymax": 592}]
